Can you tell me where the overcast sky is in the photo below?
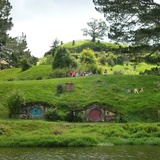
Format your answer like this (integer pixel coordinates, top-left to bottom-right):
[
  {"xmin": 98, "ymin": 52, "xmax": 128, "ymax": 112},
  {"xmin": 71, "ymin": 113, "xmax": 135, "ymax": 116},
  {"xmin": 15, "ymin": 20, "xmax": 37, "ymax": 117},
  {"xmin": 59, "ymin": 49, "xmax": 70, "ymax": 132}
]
[
  {"xmin": 8, "ymin": 0, "xmax": 160, "ymax": 58},
  {"xmin": 9, "ymin": 0, "xmax": 105, "ymax": 58}
]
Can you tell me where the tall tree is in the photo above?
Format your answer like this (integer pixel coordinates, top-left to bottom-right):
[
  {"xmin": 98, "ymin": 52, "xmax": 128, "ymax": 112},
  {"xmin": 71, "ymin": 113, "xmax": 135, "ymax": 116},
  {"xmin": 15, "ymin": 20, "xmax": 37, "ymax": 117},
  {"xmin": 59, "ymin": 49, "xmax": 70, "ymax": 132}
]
[
  {"xmin": 0, "ymin": 0, "xmax": 13, "ymax": 45},
  {"xmin": 93, "ymin": 0, "xmax": 160, "ymax": 54},
  {"xmin": 52, "ymin": 47, "xmax": 77, "ymax": 69},
  {"xmin": 5, "ymin": 33, "xmax": 31, "ymax": 67},
  {"xmin": 44, "ymin": 38, "xmax": 61, "ymax": 57},
  {"xmin": 0, "ymin": 0, "xmax": 13, "ymax": 69},
  {"xmin": 81, "ymin": 18, "xmax": 109, "ymax": 42}
]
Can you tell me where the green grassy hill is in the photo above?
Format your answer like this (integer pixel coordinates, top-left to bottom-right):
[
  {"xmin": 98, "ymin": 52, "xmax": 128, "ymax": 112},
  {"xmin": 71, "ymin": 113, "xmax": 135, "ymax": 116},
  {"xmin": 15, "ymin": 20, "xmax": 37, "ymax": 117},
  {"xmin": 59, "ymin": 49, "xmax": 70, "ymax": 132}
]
[
  {"xmin": 61, "ymin": 39, "xmax": 122, "ymax": 53},
  {"xmin": 0, "ymin": 72, "xmax": 160, "ymax": 122},
  {"xmin": 0, "ymin": 40, "xmax": 159, "ymax": 122}
]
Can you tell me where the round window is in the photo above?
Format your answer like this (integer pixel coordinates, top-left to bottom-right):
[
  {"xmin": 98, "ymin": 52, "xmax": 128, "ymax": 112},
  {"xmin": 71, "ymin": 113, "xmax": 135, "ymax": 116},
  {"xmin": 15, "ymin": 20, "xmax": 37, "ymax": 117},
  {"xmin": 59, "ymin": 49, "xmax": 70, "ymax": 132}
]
[{"xmin": 29, "ymin": 107, "xmax": 42, "ymax": 116}]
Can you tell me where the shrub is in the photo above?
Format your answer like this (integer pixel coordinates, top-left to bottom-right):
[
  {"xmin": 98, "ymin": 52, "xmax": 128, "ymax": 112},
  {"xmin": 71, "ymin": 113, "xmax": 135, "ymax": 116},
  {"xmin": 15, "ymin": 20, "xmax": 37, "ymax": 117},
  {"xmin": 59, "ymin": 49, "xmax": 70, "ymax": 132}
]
[
  {"xmin": 0, "ymin": 124, "xmax": 10, "ymax": 135},
  {"xmin": 57, "ymin": 83, "xmax": 64, "ymax": 94},
  {"xmin": 106, "ymin": 53, "xmax": 117, "ymax": 66},
  {"xmin": 77, "ymin": 63, "xmax": 101, "ymax": 74},
  {"xmin": 106, "ymin": 58, "xmax": 115, "ymax": 66},
  {"xmin": 113, "ymin": 69, "xmax": 124, "ymax": 75},
  {"xmin": 0, "ymin": 104, "xmax": 9, "ymax": 119},
  {"xmin": 99, "ymin": 55, "xmax": 107, "ymax": 65},
  {"xmin": 7, "ymin": 78, "xmax": 15, "ymax": 81},
  {"xmin": 7, "ymin": 90, "xmax": 25, "ymax": 118},
  {"xmin": 37, "ymin": 55, "xmax": 52, "ymax": 65},
  {"xmin": 117, "ymin": 56, "xmax": 124, "ymax": 65},
  {"xmin": 65, "ymin": 111, "xmax": 85, "ymax": 122},
  {"xmin": 79, "ymin": 48, "xmax": 97, "ymax": 65},
  {"xmin": 36, "ymin": 76, "xmax": 43, "ymax": 80},
  {"xmin": 20, "ymin": 59, "xmax": 31, "ymax": 71},
  {"xmin": 48, "ymin": 68, "xmax": 70, "ymax": 78},
  {"xmin": 44, "ymin": 108, "xmax": 60, "ymax": 121}
]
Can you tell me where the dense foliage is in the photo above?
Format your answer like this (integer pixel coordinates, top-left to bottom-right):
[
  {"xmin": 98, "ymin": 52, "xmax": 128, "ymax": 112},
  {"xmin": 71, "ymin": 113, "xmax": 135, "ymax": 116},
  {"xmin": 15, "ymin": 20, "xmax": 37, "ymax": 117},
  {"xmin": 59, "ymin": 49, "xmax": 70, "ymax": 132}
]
[
  {"xmin": 52, "ymin": 47, "xmax": 77, "ymax": 69},
  {"xmin": 93, "ymin": 0, "xmax": 160, "ymax": 55},
  {"xmin": 7, "ymin": 90, "xmax": 25, "ymax": 118},
  {"xmin": 79, "ymin": 48, "xmax": 97, "ymax": 64},
  {"xmin": 0, "ymin": 0, "xmax": 13, "ymax": 45},
  {"xmin": 0, "ymin": 1, "xmax": 35, "ymax": 69}
]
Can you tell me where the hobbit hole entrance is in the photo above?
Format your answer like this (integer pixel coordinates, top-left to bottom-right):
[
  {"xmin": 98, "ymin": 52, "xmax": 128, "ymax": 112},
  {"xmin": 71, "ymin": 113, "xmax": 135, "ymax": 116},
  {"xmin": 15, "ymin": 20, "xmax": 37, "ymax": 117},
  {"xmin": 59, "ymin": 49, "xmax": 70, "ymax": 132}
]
[
  {"xmin": 87, "ymin": 107, "xmax": 103, "ymax": 122},
  {"xmin": 20, "ymin": 104, "xmax": 46, "ymax": 119},
  {"xmin": 85, "ymin": 104, "xmax": 116, "ymax": 122}
]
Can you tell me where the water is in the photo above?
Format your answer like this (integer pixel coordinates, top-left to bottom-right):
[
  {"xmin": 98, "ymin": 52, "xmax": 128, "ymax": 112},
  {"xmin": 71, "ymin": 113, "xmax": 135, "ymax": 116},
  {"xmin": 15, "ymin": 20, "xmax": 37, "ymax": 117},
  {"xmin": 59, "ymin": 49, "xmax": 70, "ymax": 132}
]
[{"xmin": 0, "ymin": 145, "xmax": 159, "ymax": 160}]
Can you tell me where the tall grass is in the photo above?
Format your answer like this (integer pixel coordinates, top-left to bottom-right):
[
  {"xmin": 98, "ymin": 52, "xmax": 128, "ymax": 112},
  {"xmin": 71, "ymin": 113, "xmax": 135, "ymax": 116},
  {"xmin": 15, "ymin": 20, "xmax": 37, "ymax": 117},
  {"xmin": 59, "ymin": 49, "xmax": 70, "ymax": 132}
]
[{"xmin": 0, "ymin": 121, "xmax": 160, "ymax": 147}]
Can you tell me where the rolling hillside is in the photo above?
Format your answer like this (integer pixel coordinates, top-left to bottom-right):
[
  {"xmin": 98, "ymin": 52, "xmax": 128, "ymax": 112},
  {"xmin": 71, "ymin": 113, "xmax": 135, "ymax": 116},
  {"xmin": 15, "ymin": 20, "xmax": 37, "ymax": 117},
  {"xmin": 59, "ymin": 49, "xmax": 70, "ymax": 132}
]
[{"xmin": 0, "ymin": 40, "xmax": 159, "ymax": 122}]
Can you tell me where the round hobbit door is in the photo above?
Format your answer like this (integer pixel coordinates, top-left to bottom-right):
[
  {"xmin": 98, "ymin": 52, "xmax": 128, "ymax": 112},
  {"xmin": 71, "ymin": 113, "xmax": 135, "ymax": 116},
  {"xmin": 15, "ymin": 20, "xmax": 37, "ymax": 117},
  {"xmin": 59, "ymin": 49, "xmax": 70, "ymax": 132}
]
[
  {"xmin": 87, "ymin": 107, "xmax": 103, "ymax": 122},
  {"xmin": 29, "ymin": 106, "xmax": 43, "ymax": 117}
]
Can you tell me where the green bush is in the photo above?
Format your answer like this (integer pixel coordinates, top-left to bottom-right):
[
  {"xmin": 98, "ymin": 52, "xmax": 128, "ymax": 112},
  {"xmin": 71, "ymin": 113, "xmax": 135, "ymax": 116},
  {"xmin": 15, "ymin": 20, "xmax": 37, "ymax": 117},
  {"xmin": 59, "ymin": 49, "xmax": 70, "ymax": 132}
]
[
  {"xmin": 107, "ymin": 58, "xmax": 115, "ymax": 66},
  {"xmin": 79, "ymin": 48, "xmax": 97, "ymax": 65},
  {"xmin": 113, "ymin": 69, "xmax": 124, "ymax": 75},
  {"xmin": 44, "ymin": 108, "xmax": 60, "ymax": 121},
  {"xmin": 7, "ymin": 90, "xmax": 25, "ymax": 118},
  {"xmin": 106, "ymin": 53, "xmax": 117, "ymax": 66},
  {"xmin": 77, "ymin": 63, "xmax": 101, "ymax": 74},
  {"xmin": 48, "ymin": 68, "xmax": 71, "ymax": 78},
  {"xmin": 117, "ymin": 56, "xmax": 124, "ymax": 65},
  {"xmin": 36, "ymin": 76, "xmax": 43, "ymax": 80},
  {"xmin": 99, "ymin": 55, "xmax": 107, "ymax": 65},
  {"xmin": 37, "ymin": 55, "xmax": 52, "ymax": 65},
  {"xmin": 20, "ymin": 59, "xmax": 31, "ymax": 71},
  {"xmin": 65, "ymin": 111, "xmax": 85, "ymax": 122},
  {"xmin": 0, "ymin": 104, "xmax": 9, "ymax": 119},
  {"xmin": 56, "ymin": 83, "xmax": 64, "ymax": 94},
  {"xmin": 0, "ymin": 124, "xmax": 10, "ymax": 135}
]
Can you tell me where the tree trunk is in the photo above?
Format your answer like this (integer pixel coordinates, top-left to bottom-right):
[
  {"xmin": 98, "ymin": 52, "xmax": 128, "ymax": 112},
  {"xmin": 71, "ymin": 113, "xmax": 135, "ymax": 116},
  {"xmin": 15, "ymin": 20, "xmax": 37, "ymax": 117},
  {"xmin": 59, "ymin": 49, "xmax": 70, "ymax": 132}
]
[{"xmin": 91, "ymin": 37, "xmax": 96, "ymax": 42}]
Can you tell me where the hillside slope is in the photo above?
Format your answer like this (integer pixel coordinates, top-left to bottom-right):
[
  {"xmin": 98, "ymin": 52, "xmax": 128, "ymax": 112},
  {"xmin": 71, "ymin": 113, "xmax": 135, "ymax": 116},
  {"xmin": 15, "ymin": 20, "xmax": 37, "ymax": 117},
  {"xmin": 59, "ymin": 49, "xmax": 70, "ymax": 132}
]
[{"xmin": 0, "ymin": 74, "xmax": 160, "ymax": 122}]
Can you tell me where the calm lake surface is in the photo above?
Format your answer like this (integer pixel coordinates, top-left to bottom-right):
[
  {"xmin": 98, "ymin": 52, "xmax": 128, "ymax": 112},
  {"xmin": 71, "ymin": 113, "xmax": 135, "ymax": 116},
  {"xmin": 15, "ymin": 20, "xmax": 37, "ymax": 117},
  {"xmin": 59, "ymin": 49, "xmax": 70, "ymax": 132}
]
[{"xmin": 0, "ymin": 145, "xmax": 160, "ymax": 160}]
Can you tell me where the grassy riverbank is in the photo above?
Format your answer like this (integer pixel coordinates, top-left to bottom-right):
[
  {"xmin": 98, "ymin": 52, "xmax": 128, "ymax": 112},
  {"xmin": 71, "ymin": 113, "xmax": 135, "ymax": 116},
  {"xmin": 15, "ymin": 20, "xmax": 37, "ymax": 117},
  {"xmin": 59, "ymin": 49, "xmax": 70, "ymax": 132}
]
[{"xmin": 0, "ymin": 120, "xmax": 160, "ymax": 147}]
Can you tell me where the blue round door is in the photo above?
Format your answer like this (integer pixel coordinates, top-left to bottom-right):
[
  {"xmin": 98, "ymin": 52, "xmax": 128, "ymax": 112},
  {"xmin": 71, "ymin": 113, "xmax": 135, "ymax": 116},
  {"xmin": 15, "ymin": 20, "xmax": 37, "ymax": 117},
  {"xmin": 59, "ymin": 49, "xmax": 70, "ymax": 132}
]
[{"xmin": 29, "ymin": 106, "xmax": 42, "ymax": 116}]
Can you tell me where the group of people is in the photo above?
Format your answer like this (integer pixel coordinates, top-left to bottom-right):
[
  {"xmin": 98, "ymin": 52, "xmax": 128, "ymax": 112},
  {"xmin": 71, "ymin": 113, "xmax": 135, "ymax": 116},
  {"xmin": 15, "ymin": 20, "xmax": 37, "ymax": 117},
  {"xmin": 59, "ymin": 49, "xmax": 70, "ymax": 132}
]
[
  {"xmin": 69, "ymin": 71, "xmax": 93, "ymax": 77},
  {"xmin": 69, "ymin": 69, "xmax": 108, "ymax": 77}
]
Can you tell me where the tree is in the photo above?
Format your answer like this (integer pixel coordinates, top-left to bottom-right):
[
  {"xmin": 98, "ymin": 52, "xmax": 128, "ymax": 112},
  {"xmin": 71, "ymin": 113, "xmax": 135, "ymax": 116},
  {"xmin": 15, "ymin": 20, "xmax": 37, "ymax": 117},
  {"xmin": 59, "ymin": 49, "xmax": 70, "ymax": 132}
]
[
  {"xmin": 45, "ymin": 38, "xmax": 61, "ymax": 57},
  {"xmin": 81, "ymin": 18, "xmax": 109, "ymax": 42},
  {"xmin": 79, "ymin": 48, "xmax": 99, "ymax": 73},
  {"xmin": 93, "ymin": 0, "xmax": 160, "ymax": 55},
  {"xmin": 51, "ymin": 37, "xmax": 60, "ymax": 49},
  {"xmin": 0, "ymin": 0, "xmax": 13, "ymax": 45},
  {"xmin": 0, "ymin": 0, "xmax": 13, "ymax": 69},
  {"xmin": 52, "ymin": 47, "xmax": 77, "ymax": 69},
  {"xmin": 79, "ymin": 48, "xmax": 97, "ymax": 64},
  {"xmin": 20, "ymin": 58, "xmax": 31, "ymax": 71},
  {"xmin": 5, "ymin": 33, "xmax": 32, "ymax": 67}
]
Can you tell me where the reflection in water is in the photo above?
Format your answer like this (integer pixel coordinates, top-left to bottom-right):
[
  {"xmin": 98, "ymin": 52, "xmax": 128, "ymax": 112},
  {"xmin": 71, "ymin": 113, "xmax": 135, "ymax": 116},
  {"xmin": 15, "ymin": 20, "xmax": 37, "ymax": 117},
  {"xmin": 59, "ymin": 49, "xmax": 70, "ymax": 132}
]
[{"xmin": 0, "ymin": 145, "xmax": 160, "ymax": 160}]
